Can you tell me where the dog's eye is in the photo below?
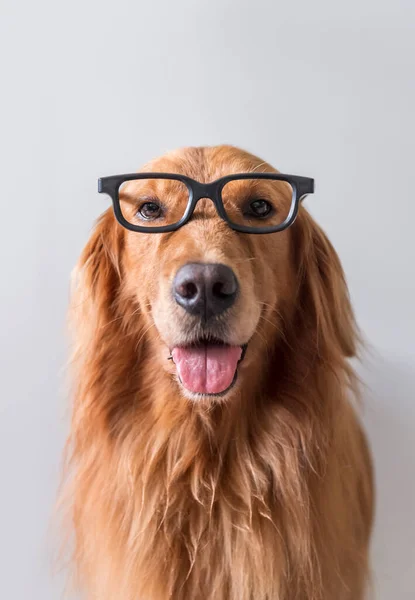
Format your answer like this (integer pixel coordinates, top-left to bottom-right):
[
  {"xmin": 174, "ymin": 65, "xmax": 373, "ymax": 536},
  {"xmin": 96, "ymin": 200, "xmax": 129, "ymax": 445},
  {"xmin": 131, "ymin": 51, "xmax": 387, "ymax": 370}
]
[
  {"xmin": 138, "ymin": 201, "xmax": 162, "ymax": 220},
  {"xmin": 248, "ymin": 199, "xmax": 273, "ymax": 218}
]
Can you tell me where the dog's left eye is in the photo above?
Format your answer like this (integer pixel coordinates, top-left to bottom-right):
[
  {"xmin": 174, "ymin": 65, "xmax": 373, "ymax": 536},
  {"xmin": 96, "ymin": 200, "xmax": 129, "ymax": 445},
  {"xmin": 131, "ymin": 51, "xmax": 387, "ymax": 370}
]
[
  {"xmin": 137, "ymin": 201, "xmax": 162, "ymax": 220},
  {"xmin": 247, "ymin": 199, "xmax": 273, "ymax": 218}
]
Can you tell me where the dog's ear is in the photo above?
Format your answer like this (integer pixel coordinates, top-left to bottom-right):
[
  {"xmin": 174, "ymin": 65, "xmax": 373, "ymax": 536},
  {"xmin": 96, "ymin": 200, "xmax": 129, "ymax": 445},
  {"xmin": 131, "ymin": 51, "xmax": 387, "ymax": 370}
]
[
  {"xmin": 65, "ymin": 211, "xmax": 137, "ymax": 587},
  {"xmin": 68, "ymin": 209, "xmax": 138, "ymax": 432},
  {"xmin": 292, "ymin": 211, "xmax": 358, "ymax": 359},
  {"xmin": 70, "ymin": 209, "xmax": 122, "ymax": 333}
]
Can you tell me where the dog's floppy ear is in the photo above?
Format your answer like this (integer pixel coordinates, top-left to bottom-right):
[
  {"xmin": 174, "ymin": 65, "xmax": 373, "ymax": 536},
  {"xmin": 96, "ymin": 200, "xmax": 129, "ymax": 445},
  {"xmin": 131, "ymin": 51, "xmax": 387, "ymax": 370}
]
[
  {"xmin": 68, "ymin": 209, "xmax": 135, "ymax": 430},
  {"xmin": 65, "ymin": 211, "xmax": 136, "ymax": 586},
  {"xmin": 293, "ymin": 211, "xmax": 358, "ymax": 359},
  {"xmin": 71, "ymin": 209, "xmax": 122, "ymax": 332}
]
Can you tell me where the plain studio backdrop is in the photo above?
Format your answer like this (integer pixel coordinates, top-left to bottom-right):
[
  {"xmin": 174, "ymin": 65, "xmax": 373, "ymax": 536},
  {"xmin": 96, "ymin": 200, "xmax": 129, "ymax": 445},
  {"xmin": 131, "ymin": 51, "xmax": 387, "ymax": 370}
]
[{"xmin": 0, "ymin": 0, "xmax": 414, "ymax": 598}]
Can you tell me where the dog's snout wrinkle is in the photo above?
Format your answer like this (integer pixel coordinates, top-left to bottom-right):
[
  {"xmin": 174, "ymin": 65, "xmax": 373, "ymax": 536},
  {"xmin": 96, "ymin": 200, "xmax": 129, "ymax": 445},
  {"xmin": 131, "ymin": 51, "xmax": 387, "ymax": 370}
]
[{"xmin": 173, "ymin": 263, "xmax": 238, "ymax": 320}]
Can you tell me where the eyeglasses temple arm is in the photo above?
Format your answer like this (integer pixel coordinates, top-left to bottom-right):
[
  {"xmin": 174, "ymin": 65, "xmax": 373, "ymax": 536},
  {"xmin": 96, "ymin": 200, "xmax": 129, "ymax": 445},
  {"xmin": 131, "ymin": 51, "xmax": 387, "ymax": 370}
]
[{"xmin": 297, "ymin": 178, "xmax": 314, "ymax": 202}]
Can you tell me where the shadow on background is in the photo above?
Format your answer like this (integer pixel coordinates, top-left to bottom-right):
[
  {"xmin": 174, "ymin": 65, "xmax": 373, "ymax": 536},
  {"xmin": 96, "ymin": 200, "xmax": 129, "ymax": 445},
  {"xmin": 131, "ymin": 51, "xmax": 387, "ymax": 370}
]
[{"xmin": 359, "ymin": 353, "xmax": 415, "ymax": 599}]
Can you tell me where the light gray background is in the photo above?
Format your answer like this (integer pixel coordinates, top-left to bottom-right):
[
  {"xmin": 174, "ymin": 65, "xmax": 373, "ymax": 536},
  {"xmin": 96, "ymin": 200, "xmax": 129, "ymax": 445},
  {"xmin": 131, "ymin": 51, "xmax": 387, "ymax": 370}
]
[{"xmin": 1, "ymin": 0, "xmax": 414, "ymax": 598}]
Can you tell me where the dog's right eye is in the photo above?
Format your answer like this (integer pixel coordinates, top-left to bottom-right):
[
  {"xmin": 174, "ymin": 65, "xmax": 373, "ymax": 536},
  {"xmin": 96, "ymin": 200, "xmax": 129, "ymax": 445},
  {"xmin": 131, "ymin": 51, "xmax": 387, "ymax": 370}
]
[{"xmin": 137, "ymin": 201, "xmax": 162, "ymax": 220}]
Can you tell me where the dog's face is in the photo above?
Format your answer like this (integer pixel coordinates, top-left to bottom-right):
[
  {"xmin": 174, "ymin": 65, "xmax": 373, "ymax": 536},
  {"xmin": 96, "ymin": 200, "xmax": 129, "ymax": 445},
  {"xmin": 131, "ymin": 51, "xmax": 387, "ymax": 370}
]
[{"xmin": 119, "ymin": 146, "xmax": 297, "ymax": 400}]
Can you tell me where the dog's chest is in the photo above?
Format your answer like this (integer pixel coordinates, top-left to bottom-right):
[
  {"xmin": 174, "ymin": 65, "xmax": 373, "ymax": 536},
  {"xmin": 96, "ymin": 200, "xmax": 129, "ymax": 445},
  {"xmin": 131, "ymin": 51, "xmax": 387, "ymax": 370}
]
[{"xmin": 134, "ymin": 451, "xmax": 284, "ymax": 598}]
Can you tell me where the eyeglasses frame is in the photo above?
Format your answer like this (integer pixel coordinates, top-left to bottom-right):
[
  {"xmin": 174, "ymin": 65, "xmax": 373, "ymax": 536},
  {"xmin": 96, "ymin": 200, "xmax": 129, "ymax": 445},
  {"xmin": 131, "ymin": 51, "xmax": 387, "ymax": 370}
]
[{"xmin": 98, "ymin": 172, "xmax": 314, "ymax": 234}]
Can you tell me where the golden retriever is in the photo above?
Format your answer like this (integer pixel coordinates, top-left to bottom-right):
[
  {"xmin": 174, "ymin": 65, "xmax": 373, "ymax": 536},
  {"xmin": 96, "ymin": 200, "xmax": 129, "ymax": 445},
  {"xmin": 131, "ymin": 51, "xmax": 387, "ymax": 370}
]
[{"xmin": 64, "ymin": 145, "xmax": 374, "ymax": 599}]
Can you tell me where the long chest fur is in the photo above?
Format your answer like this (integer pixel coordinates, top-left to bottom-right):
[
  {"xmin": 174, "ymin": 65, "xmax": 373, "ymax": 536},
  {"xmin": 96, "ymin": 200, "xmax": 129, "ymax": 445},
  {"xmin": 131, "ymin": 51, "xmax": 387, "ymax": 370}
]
[{"xmin": 75, "ymin": 403, "xmax": 325, "ymax": 600}]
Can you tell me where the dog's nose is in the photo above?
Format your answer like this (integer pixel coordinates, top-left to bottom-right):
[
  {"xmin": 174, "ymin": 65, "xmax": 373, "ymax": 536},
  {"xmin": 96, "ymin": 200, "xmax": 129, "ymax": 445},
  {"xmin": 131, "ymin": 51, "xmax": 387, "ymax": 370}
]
[{"xmin": 173, "ymin": 263, "xmax": 239, "ymax": 319}]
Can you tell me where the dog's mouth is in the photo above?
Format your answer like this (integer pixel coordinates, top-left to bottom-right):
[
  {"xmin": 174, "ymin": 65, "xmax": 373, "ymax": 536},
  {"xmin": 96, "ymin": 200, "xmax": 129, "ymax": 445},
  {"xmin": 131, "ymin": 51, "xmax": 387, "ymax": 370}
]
[{"xmin": 170, "ymin": 337, "xmax": 248, "ymax": 396}]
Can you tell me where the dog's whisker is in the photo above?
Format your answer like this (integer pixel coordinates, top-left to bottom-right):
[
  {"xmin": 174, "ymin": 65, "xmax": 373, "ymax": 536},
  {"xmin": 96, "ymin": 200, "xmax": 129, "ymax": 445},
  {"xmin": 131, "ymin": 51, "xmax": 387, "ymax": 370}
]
[
  {"xmin": 233, "ymin": 256, "xmax": 258, "ymax": 264},
  {"xmin": 249, "ymin": 161, "xmax": 268, "ymax": 173},
  {"xmin": 258, "ymin": 314, "xmax": 279, "ymax": 331},
  {"xmin": 135, "ymin": 322, "xmax": 157, "ymax": 350}
]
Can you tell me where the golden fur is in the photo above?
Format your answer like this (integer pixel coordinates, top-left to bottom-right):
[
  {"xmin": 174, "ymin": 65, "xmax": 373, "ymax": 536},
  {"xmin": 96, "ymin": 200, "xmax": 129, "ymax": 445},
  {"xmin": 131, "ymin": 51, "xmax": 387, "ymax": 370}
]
[{"xmin": 63, "ymin": 146, "xmax": 374, "ymax": 599}]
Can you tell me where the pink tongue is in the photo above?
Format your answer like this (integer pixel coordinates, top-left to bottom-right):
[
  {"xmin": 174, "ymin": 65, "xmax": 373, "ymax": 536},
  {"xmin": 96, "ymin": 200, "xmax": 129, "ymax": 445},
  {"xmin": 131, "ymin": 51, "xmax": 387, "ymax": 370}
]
[{"xmin": 172, "ymin": 344, "xmax": 242, "ymax": 394}]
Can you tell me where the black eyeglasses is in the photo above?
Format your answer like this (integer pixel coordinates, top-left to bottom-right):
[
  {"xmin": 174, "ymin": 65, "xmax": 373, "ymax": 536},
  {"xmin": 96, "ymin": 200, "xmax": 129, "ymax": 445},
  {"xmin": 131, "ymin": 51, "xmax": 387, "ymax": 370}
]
[{"xmin": 98, "ymin": 172, "xmax": 314, "ymax": 234}]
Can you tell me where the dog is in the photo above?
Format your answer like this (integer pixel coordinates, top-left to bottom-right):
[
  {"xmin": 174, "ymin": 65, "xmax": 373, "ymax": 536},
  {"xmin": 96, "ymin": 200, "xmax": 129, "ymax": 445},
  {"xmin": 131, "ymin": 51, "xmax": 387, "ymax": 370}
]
[{"xmin": 64, "ymin": 145, "xmax": 374, "ymax": 599}]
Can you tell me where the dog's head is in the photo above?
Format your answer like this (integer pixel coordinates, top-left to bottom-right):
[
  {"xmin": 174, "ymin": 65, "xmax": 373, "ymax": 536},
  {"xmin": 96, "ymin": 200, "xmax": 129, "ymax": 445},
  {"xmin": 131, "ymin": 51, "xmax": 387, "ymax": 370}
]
[{"xmin": 74, "ymin": 145, "xmax": 355, "ymax": 404}]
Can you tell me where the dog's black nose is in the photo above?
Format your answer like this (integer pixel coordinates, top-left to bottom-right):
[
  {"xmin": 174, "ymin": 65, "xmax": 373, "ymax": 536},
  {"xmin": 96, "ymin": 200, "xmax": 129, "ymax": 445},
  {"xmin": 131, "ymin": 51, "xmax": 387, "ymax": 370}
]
[{"xmin": 173, "ymin": 263, "xmax": 239, "ymax": 319}]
